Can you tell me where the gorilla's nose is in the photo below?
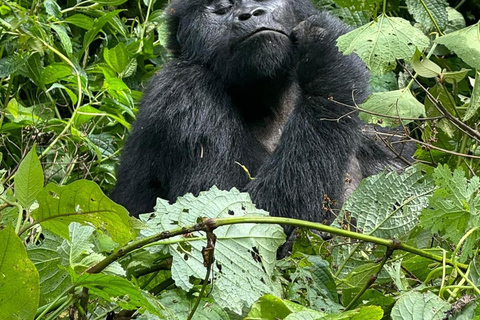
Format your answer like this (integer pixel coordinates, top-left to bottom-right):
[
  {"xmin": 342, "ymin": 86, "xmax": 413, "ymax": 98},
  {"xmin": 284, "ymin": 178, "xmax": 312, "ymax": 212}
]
[{"xmin": 237, "ymin": 6, "xmax": 267, "ymax": 21}]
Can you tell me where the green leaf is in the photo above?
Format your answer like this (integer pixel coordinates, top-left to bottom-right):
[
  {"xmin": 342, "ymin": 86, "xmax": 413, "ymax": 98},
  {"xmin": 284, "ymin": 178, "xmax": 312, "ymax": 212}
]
[
  {"xmin": 14, "ymin": 145, "xmax": 44, "ymax": 208},
  {"xmin": 464, "ymin": 71, "xmax": 480, "ymax": 122},
  {"xmin": 27, "ymin": 231, "xmax": 71, "ymax": 305},
  {"xmin": 412, "ymin": 48, "xmax": 441, "ymax": 78},
  {"xmin": 64, "ymin": 14, "xmax": 95, "ymax": 30},
  {"xmin": 444, "ymin": 7, "xmax": 466, "ymax": 34},
  {"xmin": 435, "ymin": 22, "xmax": 480, "ymax": 70},
  {"xmin": 442, "ymin": 68, "xmax": 470, "ymax": 83},
  {"xmin": 420, "ymin": 165, "xmax": 480, "ymax": 259},
  {"xmin": 248, "ymin": 294, "xmax": 326, "ymax": 319},
  {"xmin": 104, "ymin": 42, "xmax": 129, "ymax": 74},
  {"xmin": 47, "ymin": 83, "xmax": 78, "ymax": 105},
  {"xmin": 44, "ymin": 0, "xmax": 61, "ymax": 18},
  {"xmin": 72, "ymin": 273, "xmax": 161, "ymax": 315},
  {"xmin": 405, "ymin": 0, "xmax": 448, "ymax": 31},
  {"xmin": 359, "ymin": 89, "xmax": 426, "ymax": 126},
  {"xmin": 74, "ymin": 105, "xmax": 105, "ymax": 127},
  {"xmin": 337, "ymin": 14, "xmax": 430, "ymax": 74},
  {"xmin": 333, "ymin": 0, "xmax": 382, "ymax": 12},
  {"xmin": 83, "ymin": 10, "xmax": 123, "ymax": 50},
  {"xmin": 0, "ymin": 226, "xmax": 40, "ymax": 320},
  {"xmin": 391, "ymin": 292, "xmax": 450, "ymax": 320},
  {"xmin": 141, "ymin": 187, "xmax": 285, "ymax": 314},
  {"xmin": 31, "ymin": 180, "xmax": 136, "ymax": 244},
  {"xmin": 0, "ymin": 54, "xmax": 28, "ymax": 77},
  {"xmin": 337, "ymin": 168, "xmax": 434, "ymax": 239},
  {"xmin": 23, "ymin": 53, "xmax": 44, "ymax": 87},
  {"xmin": 50, "ymin": 24, "xmax": 73, "ymax": 55},
  {"xmin": 41, "ymin": 63, "xmax": 72, "ymax": 84}
]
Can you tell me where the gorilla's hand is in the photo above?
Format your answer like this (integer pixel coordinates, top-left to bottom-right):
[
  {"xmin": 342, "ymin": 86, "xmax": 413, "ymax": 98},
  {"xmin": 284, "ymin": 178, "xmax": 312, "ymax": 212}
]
[{"xmin": 290, "ymin": 15, "xmax": 327, "ymax": 49}]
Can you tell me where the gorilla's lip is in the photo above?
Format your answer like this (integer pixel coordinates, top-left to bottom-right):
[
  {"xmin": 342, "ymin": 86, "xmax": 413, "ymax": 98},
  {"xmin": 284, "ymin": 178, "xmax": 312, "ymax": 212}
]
[{"xmin": 242, "ymin": 28, "xmax": 289, "ymax": 42}]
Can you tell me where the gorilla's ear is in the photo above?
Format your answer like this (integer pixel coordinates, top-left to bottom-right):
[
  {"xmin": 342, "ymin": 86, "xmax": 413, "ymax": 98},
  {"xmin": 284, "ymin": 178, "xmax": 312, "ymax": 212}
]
[{"xmin": 166, "ymin": 5, "xmax": 181, "ymax": 55}]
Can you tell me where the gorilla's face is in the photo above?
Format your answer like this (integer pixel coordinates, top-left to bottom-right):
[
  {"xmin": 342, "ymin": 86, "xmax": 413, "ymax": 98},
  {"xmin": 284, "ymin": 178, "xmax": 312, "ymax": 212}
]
[{"xmin": 168, "ymin": 0, "xmax": 299, "ymax": 84}]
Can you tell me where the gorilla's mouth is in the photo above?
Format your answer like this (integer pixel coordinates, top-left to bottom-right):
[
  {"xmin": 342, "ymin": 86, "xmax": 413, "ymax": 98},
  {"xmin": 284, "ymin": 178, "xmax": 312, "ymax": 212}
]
[{"xmin": 242, "ymin": 28, "xmax": 289, "ymax": 42}]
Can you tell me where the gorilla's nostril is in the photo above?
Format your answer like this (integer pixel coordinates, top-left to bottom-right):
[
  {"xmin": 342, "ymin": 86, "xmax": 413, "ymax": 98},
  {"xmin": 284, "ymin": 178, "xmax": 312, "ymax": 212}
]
[
  {"xmin": 238, "ymin": 12, "xmax": 252, "ymax": 20},
  {"xmin": 252, "ymin": 8, "xmax": 266, "ymax": 16}
]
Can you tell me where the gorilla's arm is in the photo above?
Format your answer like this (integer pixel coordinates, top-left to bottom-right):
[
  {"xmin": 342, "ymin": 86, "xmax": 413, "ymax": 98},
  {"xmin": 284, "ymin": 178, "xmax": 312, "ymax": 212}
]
[
  {"xmin": 246, "ymin": 13, "xmax": 369, "ymax": 223},
  {"xmin": 111, "ymin": 63, "xmax": 265, "ymax": 216}
]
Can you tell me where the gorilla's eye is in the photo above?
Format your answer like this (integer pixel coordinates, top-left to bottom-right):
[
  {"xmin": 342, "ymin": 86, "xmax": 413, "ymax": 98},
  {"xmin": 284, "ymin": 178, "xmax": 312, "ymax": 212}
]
[{"xmin": 214, "ymin": 5, "xmax": 232, "ymax": 15}]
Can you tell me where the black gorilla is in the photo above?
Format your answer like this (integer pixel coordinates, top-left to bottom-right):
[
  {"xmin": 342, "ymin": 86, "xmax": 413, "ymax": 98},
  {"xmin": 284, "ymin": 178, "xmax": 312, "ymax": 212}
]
[{"xmin": 111, "ymin": 0, "xmax": 396, "ymax": 224}]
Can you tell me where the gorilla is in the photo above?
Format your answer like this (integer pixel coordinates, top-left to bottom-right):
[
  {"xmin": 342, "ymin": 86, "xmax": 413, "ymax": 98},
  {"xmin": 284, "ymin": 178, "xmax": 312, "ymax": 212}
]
[{"xmin": 111, "ymin": 0, "xmax": 398, "ymax": 225}]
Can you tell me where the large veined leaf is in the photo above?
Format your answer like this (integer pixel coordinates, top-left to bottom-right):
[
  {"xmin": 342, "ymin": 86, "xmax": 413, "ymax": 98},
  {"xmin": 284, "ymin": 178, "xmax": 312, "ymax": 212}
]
[
  {"xmin": 31, "ymin": 180, "xmax": 136, "ymax": 244},
  {"xmin": 140, "ymin": 187, "xmax": 285, "ymax": 314},
  {"xmin": 405, "ymin": 0, "xmax": 448, "ymax": 31},
  {"xmin": 435, "ymin": 22, "xmax": 480, "ymax": 70},
  {"xmin": 391, "ymin": 292, "xmax": 451, "ymax": 320},
  {"xmin": 337, "ymin": 14, "xmax": 430, "ymax": 74}
]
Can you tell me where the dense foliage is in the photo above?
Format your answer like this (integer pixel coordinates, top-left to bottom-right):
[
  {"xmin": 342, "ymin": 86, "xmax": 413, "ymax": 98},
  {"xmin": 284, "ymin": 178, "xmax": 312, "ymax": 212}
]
[{"xmin": 0, "ymin": 0, "xmax": 479, "ymax": 319}]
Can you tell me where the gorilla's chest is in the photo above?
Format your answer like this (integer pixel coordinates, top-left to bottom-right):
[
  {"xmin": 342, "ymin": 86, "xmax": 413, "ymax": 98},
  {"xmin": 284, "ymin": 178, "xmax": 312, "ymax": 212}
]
[{"xmin": 244, "ymin": 82, "xmax": 300, "ymax": 154}]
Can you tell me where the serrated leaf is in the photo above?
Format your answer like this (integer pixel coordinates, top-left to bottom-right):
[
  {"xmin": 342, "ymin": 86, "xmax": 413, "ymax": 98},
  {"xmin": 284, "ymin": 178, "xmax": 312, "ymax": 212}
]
[
  {"xmin": 41, "ymin": 64, "xmax": 72, "ymax": 84},
  {"xmin": 435, "ymin": 22, "xmax": 480, "ymax": 70},
  {"xmin": 14, "ymin": 146, "xmax": 44, "ymax": 208},
  {"xmin": 412, "ymin": 48, "xmax": 441, "ymax": 78},
  {"xmin": 359, "ymin": 89, "xmax": 426, "ymax": 127},
  {"xmin": 336, "ymin": 168, "xmax": 434, "ymax": 239},
  {"xmin": 0, "ymin": 226, "xmax": 40, "ymax": 320},
  {"xmin": 64, "ymin": 14, "xmax": 94, "ymax": 30},
  {"xmin": 0, "ymin": 54, "xmax": 28, "ymax": 77},
  {"xmin": 391, "ymin": 292, "xmax": 451, "ymax": 320},
  {"xmin": 464, "ymin": 71, "xmax": 480, "ymax": 122},
  {"xmin": 140, "ymin": 187, "xmax": 285, "ymax": 314},
  {"xmin": 248, "ymin": 294, "xmax": 327, "ymax": 319},
  {"xmin": 444, "ymin": 7, "xmax": 466, "ymax": 34},
  {"xmin": 406, "ymin": 0, "xmax": 448, "ymax": 31},
  {"xmin": 50, "ymin": 24, "xmax": 72, "ymax": 55},
  {"xmin": 337, "ymin": 14, "xmax": 430, "ymax": 74},
  {"xmin": 420, "ymin": 165, "xmax": 480, "ymax": 258},
  {"xmin": 31, "ymin": 180, "xmax": 136, "ymax": 244},
  {"xmin": 104, "ymin": 42, "xmax": 129, "ymax": 74}
]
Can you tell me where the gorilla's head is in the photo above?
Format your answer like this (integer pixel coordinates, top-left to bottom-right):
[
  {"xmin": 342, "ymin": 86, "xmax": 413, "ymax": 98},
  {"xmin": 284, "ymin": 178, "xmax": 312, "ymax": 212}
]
[{"xmin": 167, "ymin": 0, "xmax": 317, "ymax": 85}]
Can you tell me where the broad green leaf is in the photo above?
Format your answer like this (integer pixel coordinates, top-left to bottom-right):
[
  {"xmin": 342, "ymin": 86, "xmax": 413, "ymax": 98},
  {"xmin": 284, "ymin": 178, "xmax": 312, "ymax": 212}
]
[
  {"xmin": 0, "ymin": 54, "xmax": 28, "ymax": 77},
  {"xmin": 0, "ymin": 226, "xmax": 40, "ymax": 320},
  {"xmin": 23, "ymin": 53, "xmax": 44, "ymax": 87},
  {"xmin": 31, "ymin": 180, "xmax": 136, "ymax": 244},
  {"xmin": 72, "ymin": 273, "xmax": 161, "ymax": 315},
  {"xmin": 141, "ymin": 187, "xmax": 285, "ymax": 314},
  {"xmin": 405, "ymin": 0, "xmax": 448, "ymax": 31},
  {"xmin": 336, "ymin": 168, "xmax": 434, "ymax": 239},
  {"xmin": 14, "ymin": 146, "xmax": 44, "ymax": 208},
  {"xmin": 248, "ymin": 294, "xmax": 326, "ymax": 319},
  {"xmin": 442, "ymin": 68, "xmax": 470, "ymax": 83},
  {"xmin": 50, "ymin": 24, "xmax": 73, "ymax": 55},
  {"xmin": 420, "ymin": 165, "xmax": 480, "ymax": 259},
  {"xmin": 464, "ymin": 71, "xmax": 480, "ymax": 122},
  {"xmin": 64, "ymin": 14, "xmax": 95, "ymax": 30},
  {"xmin": 337, "ymin": 14, "xmax": 430, "ymax": 74},
  {"xmin": 435, "ymin": 22, "xmax": 480, "ymax": 70},
  {"xmin": 83, "ymin": 10, "xmax": 123, "ymax": 50},
  {"xmin": 412, "ymin": 49, "xmax": 441, "ymax": 78},
  {"xmin": 104, "ymin": 42, "xmax": 129, "ymax": 74},
  {"xmin": 369, "ymin": 71, "xmax": 398, "ymax": 93},
  {"xmin": 41, "ymin": 64, "xmax": 72, "ymax": 84},
  {"xmin": 359, "ymin": 89, "xmax": 426, "ymax": 126},
  {"xmin": 470, "ymin": 256, "xmax": 480, "ymax": 287},
  {"xmin": 391, "ymin": 292, "xmax": 451, "ymax": 320}
]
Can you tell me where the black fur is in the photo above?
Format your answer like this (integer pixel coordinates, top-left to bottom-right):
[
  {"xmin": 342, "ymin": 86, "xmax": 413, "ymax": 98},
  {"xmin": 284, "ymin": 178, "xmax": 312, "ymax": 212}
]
[{"xmin": 111, "ymin": 0, "xmax": 395, "ymax": 225}]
